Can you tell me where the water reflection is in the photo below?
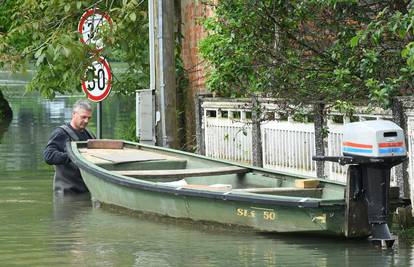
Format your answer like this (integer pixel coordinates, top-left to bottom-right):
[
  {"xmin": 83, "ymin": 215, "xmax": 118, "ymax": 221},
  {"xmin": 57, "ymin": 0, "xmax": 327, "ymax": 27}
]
[
  {"xmin": 0, "ymin": 116, "xmax": 11, "ymax": 144},
  {"xmin": 45, "ymin": 198, "xmax": 414, "ymax": 267},
  {"xmin": 42, "ymin": 99, "xmax": 69, "ymax": 123},
  {"xmin": 52, "ymin": 194, "xmax": 91, "ymax": 221},
  {"xmin": 0, "ymin": 89, "xmax": 12, "ymax": 143}
]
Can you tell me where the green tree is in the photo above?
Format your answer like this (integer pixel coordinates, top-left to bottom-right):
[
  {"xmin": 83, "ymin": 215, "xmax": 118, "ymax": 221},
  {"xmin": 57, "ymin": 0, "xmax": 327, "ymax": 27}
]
[
  {"xmin": 0, "ymin": 0, "xmax": 149, "ymax": 98},
  {"xmin": 199, "ymin": 0, "xmax": 414, "ymax": 108}
]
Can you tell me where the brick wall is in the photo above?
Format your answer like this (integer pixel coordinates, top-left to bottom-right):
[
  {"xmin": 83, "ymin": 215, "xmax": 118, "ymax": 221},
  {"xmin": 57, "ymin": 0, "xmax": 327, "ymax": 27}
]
[
  {"xmin": 181, "ymin": 0, "xmax": 212, "ymax": 92},
  {"xmin": 180, "ymin": 0, "xmax": 213, "ymax": 149}
]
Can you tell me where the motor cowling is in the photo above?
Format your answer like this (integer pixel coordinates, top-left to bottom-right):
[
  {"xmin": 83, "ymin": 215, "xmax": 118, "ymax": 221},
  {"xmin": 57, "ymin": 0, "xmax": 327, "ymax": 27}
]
[
  {"xmin": 314, "ymin": 120, "xmax": 407, "ymax": 248},
  {"xmin": 342, "ymin": 120, "xmax": 406, "ymax": 159}
]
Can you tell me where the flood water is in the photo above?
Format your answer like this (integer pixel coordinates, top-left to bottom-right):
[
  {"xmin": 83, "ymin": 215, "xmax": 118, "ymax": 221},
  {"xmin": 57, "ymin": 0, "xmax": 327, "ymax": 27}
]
[{"xmin": 1, "ymin": 73, "xmax": 414, "ymax": 266}]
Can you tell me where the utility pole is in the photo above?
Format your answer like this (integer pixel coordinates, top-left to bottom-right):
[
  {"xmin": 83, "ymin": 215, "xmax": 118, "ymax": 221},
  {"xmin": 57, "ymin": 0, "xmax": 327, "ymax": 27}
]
[{"xmin": 153, "ymin": 0, "xmax": 178, "ymax": 148}]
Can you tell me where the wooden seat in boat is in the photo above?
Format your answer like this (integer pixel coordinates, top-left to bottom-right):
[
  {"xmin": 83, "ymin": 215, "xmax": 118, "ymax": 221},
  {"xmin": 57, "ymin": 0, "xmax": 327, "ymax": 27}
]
[
  {"xmin": 113, "ymin": 166, "xmax": 249, "ymax": 179},
  {"xmin": 232, "ymin": 187, "xmax": 322, "ymax": 198},
  {"xmin": 232, "ymin": 187, "xmax": 321, "ymax": 193},
  {"xmin": 180, "ymin": 184, "xmax": 233, "ymax": 191},
  {"xmin": 80, "ymin": 144, "xmax": 184, "ymax": 165},
  {"xmin": 81, "ymin": 148, "xmax": 167, "ymax": 164},
  {"xmin": 87, "ymin": 139, "xmax": 124, "ymax": 149}
]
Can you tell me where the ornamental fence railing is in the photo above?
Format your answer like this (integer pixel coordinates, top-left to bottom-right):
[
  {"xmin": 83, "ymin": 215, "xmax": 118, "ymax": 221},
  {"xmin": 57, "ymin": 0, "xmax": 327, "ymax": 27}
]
[{"xmin": 197, "ymin": 97, "xmax": 397, "ymax": 185}]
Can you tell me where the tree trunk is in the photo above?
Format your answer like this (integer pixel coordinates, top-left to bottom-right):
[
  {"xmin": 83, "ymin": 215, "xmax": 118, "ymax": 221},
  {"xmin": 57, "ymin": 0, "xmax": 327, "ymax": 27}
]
[
  {"xmin": 251, "ymin": 94, "xmax": 263, "ymax": 167},
  {"xmin": 392, "ymin": 97, "xmax": 410, "ymax": 198},
  {"xmin": 314, "ymin": 103, "xmax": 326, "ymax": 179}
]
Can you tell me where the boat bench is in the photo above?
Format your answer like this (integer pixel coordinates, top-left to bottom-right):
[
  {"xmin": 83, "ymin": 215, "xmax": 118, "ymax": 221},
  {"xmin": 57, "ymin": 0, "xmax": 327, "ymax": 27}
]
[
  {"xmin": 81, "ymin": 142, "xmax": 188, "ymax": 170},
  {"xmin": 113, "ymin": 166, "xmax": 249, "ymax": 179},
  {"xmin": 87, "ymin": 139, "xmax": 124, "ymax": 149},
  {"xmin": 232, "ymin": 187, "xmax": 323, "ymax": 198}
]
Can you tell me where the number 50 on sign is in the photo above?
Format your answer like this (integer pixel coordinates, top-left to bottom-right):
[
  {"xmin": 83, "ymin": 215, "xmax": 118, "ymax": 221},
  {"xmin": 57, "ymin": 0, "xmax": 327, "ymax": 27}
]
[{"xmin": 81, "ymin": 57, "xmax": 112, "ymax": 102}]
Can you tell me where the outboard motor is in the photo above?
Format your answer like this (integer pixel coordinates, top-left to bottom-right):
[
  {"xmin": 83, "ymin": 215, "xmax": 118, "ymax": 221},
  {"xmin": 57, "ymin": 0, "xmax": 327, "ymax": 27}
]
[{"xmin": 314, "ymin": 120, "xmax": 407, "ymax": 248}]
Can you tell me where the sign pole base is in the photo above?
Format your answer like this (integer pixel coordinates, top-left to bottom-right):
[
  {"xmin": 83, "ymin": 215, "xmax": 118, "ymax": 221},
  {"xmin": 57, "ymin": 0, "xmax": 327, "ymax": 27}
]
[{"xmin": 97, "ymin": 101, "xmax": 102, "ymax": 139}]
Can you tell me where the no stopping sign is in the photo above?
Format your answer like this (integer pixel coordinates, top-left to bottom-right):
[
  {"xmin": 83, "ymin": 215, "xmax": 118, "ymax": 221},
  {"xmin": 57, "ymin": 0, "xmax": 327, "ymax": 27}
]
[
  {"xmin": 78, "ymin": 9, "xmax": 112, "ymax": 50},
  {"xmin": 81, "ymin": 57, "xmax": 112, "ymax": 102}
]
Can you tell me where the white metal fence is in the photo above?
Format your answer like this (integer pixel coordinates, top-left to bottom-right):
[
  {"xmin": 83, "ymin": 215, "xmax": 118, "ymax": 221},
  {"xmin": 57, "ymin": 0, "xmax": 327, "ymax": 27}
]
[
  {"xmin": 261, "ymin": 121, "xmax": 317, "ymax": 177},
  {"xmin": 205, "ymin": 120, "xmax": 252, "ymax": 163},
  {"xmin": 202, "ymin": 100, "xmax": 395, "ymax": 184}
]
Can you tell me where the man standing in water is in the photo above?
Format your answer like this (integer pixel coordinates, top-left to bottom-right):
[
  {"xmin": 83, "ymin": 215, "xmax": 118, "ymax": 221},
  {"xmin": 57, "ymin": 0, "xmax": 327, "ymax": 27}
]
[{"xmin": 43, "ymin": 99, "xmax": 95, "ymax": 195}]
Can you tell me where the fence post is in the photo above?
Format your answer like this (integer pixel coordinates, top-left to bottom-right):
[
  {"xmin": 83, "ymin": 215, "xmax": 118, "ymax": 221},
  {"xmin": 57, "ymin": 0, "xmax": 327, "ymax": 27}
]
[
  {"xmin": 392, "ymin": 96, "xmax": 411, "ymax": 198},
  {"xmin": 314, "ymin": 103, "xmax": 326, "ymax": 179},
  {"xmin": 195, "ymin": 93, "xmax": 206, "ymax": 155},
  {"xmin": 251, "ymin": 94, "xmax": 263, "ymax": 167}
]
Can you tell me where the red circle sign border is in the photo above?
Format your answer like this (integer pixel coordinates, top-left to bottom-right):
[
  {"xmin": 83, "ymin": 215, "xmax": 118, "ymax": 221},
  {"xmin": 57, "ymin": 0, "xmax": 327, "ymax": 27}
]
[
  {"xmin": 78, "ymin": 9, "xmax": 113, "ymax": 47},
  {"xmin": 81, "ymin": 57, "xmax": 112, "ymax": 102}
]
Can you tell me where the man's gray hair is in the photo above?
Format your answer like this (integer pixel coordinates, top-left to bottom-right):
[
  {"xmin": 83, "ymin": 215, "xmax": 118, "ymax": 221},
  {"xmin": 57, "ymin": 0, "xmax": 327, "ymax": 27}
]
[{"xmin": 73, "ymin": 99, "xmax": 92, "ymax": 113}]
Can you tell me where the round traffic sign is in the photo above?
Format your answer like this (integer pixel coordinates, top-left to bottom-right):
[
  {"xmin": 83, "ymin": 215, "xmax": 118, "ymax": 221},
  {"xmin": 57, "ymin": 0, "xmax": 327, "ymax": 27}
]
[
  {"xmin": 78, "ymin": 9, "xmax": 112, "ymax": 50},
  {"xmin": 81, "ymin": 57, "xmax": 112, "ymax": 102}
]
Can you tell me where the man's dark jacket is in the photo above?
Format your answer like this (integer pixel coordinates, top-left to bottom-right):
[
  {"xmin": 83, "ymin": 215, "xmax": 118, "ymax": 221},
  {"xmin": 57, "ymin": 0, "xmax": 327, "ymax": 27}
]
[{"xmin": 43, "ymin": 123, "xmax": 95, "ymax": 194}]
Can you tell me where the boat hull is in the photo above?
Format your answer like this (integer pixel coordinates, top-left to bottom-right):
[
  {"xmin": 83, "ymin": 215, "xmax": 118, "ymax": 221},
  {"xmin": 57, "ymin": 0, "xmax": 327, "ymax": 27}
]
[
  {"xmin": 81, "ymin": 171, "xmax": 345, "ymax": 234},
  {"xmin": 69, "ymin": 141, "xmax": 354, "ymax": 237}
]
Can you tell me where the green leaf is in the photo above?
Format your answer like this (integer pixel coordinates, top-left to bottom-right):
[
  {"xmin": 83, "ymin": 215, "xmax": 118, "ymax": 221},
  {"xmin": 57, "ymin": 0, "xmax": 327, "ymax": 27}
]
[
  {"xmin": 349, "ymin": 35, "xmax": 359, "ymax": 48},
  {"xmin": 140, "ymin": 11, "xmax": 147, "ymax": 19},
  {"xmin": 36, "ymin": 53, "xmax": 45, "ymax": 66},
  {"xmin": 62, "ymin": 46, "xmax": 70, "ymax": 57},
  {"xmin": 401, "ymin": 47, "xmax": 409, "ymax": 58},
  {"xmin": 400, "ymin": 67, "xmax": 409, "ymax": 73},
  {"xmin": 85, "ymin": 67, "xmax": 95, "ymax": 81},
  {"xmin": 64, "ymin": 3, "xmax": 70, "ymax": 13},
  {"xmin": 129, "ymin": 12, "xmax": 136, "ymax": 22},
  {"xmin": 34, "ymin": 47, "xmax": 44, "ymax": 59}
]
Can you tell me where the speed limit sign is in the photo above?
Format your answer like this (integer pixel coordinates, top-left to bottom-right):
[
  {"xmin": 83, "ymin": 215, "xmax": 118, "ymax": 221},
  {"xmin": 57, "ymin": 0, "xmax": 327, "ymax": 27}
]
[{"xmin": 81, "ymin": 57, "xmax": 112, "ymax": 102}]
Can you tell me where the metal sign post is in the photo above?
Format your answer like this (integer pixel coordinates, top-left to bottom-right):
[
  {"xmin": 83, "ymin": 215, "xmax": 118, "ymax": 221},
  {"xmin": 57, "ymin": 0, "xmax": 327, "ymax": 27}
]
[
  {"xmin": 78, "ymin": 9, "xmax": 112, "ymax": 140},
  {"xmin": 96, "ymin": 102, "xmax": 103, "ymax": 139}
]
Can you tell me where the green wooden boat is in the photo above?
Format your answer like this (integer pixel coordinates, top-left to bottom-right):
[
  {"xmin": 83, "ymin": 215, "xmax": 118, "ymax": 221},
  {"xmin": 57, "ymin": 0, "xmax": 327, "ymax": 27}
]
[{"xmin": 67, "ymin": 139, "xmax": 371, "ymax": 238}]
